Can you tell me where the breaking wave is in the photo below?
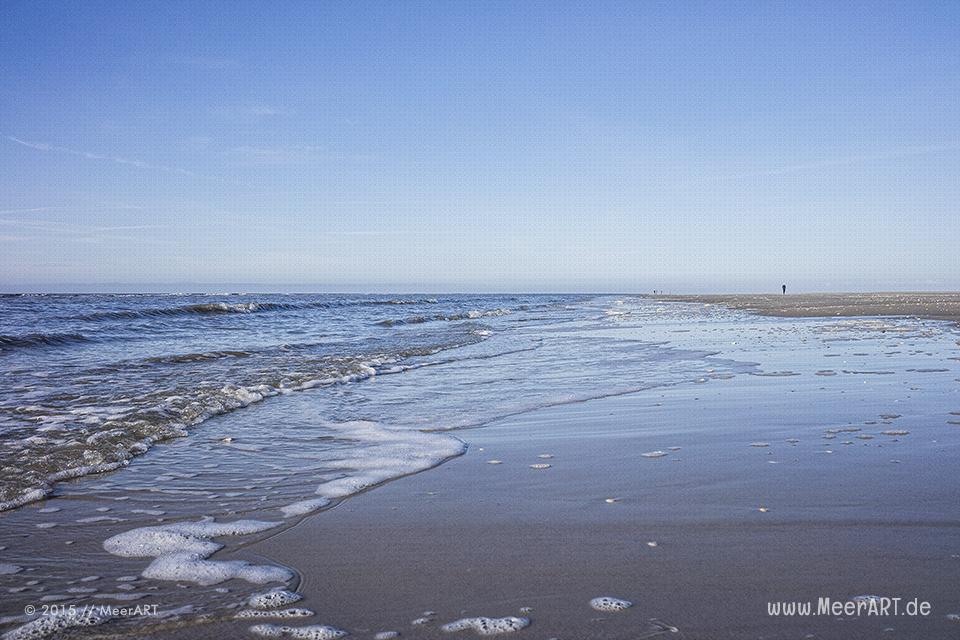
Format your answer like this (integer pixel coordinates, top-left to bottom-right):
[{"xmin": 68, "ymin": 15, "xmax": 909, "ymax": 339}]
[
  {"xmin": 0, "ymin": 335, "xmax": 487, "ymax": 512},
  {"xmin": 376, "ymin": 308, "xmax": 511, "ymax": 327},
  {"xmin": 75, "ymin": 298, "xmax": 444, "ymax": 322}
]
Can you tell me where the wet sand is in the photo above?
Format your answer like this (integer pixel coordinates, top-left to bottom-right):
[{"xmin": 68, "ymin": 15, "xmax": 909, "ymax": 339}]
[
  {"xmin": 195, "ymin": 360, "xmax": 960, "ymax": 639},
  {"xmin": 652, "ymin": 292, "xmax": 960, "ymax": 325}
]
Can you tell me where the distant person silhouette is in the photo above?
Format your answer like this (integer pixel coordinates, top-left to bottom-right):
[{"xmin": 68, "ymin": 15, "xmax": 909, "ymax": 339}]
[{"xmin": 782, "ymin": 284, "xmax": 786, "ymax": 295}]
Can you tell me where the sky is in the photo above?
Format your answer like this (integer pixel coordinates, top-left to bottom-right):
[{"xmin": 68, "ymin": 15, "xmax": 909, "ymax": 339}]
[{"xmin": 1, "ymin": 1, "xmax": 958, "ymax": 293}]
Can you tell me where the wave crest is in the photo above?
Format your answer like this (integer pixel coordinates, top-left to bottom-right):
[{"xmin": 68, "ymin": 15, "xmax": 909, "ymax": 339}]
[{"xmin": 0, "ymin": 332, "xmax": 92, "ymax": 350}]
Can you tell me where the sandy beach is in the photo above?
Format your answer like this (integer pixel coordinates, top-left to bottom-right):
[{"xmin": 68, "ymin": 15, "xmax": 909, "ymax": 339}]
[
  {"xmin": 192, "ymin": 346, "xmax": 960, "ymax": 639},
  {"xmin": 236, "ymin": 385, "xmax": 960, "ymax": 639},
  {"xmin": 652, "ymin": 293, "xmax": 960, "ymax": 325}
]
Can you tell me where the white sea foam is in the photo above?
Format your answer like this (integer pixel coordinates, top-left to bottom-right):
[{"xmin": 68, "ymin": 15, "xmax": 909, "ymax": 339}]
[
  {"xmin": 103, "ymin": 422, "xmax": 465, "ymax": 592},
  {"xmin": 0, "ymin": 563, "xmax": 22, "ymax": 575},
  {"xmin": 248, "ymin": 588, "xmax": 303, "ymax": 609},
  {"xmin": 92, "ymin": 592, "xmax": 147, "ymax": 601},
  {"xmin": 103, "ymin": 518, "xmax": 288, "ymax": 586},
  {"xmin": 0, "ymin": 341, "xmax": 465, "ymax": 514},
  {"xmin": 852, "ymin": 594, "xmax": 882, "ymax": 603},
  {"xmin": 309, "ymin": 421, "xmax": 466, "ymax": 503},
  {"xmin": 77, "ymin": 516, "xmax": 124, "ymax": 523},
  {"xmin": 248, "ymin": 624, "xmax": 348, "ymax": 639},
  {"xmin": 589, "ymin": 596, "xmax": 632, "ymax": 612},
  {"xmin": 237, "ymin": 609, "xmax": 314, "ymax": 619},
  {"xmin": 441, "ymin": 616, "xmax": 530, "ymax": 635},
  {"xmin": 0, "ymin": 488, "xmax": 50, "ymax": 513},
  {"xmin": 280, "ymin": 498, "xmax": 331, "ymax": 518},
  {"xmin": 1, "ymin": 608, "xmax": 114, "ymax": 640}
]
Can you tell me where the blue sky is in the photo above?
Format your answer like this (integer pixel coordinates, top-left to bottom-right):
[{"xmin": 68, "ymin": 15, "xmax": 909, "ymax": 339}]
[{"xmin": 1, "ymin": 1, "xmax": 958, "ymax": 292}]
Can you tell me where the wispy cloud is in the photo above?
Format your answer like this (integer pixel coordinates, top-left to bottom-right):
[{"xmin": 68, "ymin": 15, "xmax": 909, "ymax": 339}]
[
  {"xmin": 0, "ymin": 218, "xmax": 162, "ymax": 232},
  {"xmin": 7, "ymin": 137, "xmax": 51, "ymax": 151},
  {"xmin": 6, "ymin": 136, "xmax": 226, "ymax": 182},
  {"xmin": 0, "ymin": 205, "xmax": 145, "ymax": 218},
  {"xmin": 221, "ymin": 144, "xmax": 380, "ymax": 167},
  {"xmin": 0, "ymin": 204, "xmax": 161, "ymax": 242},
  {"xmin": 0, "ymin": 216, "xmax": 169, "ymax": 246},
  {"xmin": 0, "ymin": 207, "xmax": 58, "ymax": 215},
  {"xmin": 712, "ymin": 145, "xmax": 959, "ymax": 182},
  {"xmin": 8, "ymin": 135, "xmax": 197, "ymax": 176}
]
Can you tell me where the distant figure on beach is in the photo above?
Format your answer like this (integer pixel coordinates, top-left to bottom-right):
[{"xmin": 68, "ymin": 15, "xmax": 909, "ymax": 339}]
[{"xmin": 782, "ymin": 283, "xmax": 786, "ymax": 295}]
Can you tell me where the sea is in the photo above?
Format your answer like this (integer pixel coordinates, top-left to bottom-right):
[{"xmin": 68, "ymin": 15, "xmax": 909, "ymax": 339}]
[{"xmin": 1, "ymin": 293, "xmax": 957, "ymax": 638}]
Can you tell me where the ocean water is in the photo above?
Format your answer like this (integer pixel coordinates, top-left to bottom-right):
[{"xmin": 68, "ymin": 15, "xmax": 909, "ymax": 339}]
[
  {"xmin": 0, "ymin": 294, "xmax": 740, "ymax": 513},
  {"xmin": 0, "ymin": 294, "xmax": 753, "ymax": 633},
  {"xmin": 1, "ymin": 294, "xmax": 957, "ymax": 638}
]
